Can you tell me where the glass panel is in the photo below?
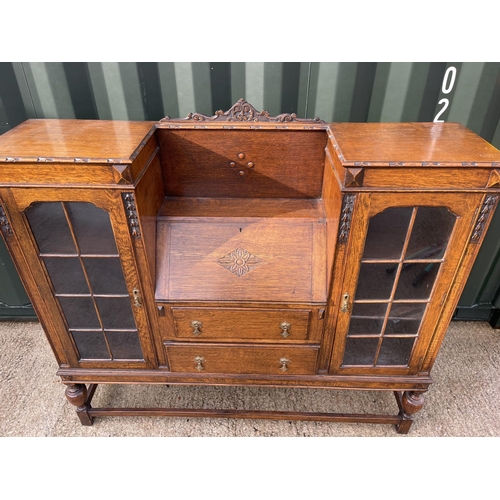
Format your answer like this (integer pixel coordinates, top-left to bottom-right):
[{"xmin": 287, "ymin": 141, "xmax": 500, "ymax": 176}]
[
  {"xmin": 406, "ymin": 207, "xmax": 455, "ymax": 259},
  {"xmin": 58, "ymin": 297, "xmax": 100, "ymax": 329},
  {"xmin": 377, "ymin": 337, "xmax": 415, "ymax": 366},
  {"xmin": 43, "ymin": 257, "xmax": 88, "ymax": 294},
  {"xmin": 71, "ymin": 331, "xmax": 109, "ymax": 359},
  {"xmin": 385, "ymin": 303, "xmax": 427, "ymax": 335},
  {"xmin": 26, "ymin": 202, "xmax": 76, "ymax": 254},
  {"xmin": 342, "ymin": 338, "xmax": 379, "ymax": 365},
  {"xmin": 83, "ymin": 258, "xmax": 128, "ymax": 295},
  {"xmin": 27, "ymin": 201, "xmax": 143, "ymax": 363},
  {"xmin": 95, "ymin": 297, "xmax": 136, "ymax": 329},
  {"xmin": 66, "ymin": 202, "xmax": 118, "ymax": 255},
  {"xmin": 394, "ymin": 263, "xmax": 441, "ymax": 300},
  {"xmin": 106, "ymin": 331, "xmax": 143, "ymax": 359},
  {"xmin": 362, "ymin": 207, "xmax": 413, "ymax": 260},
  {"xmin": 354, "ymin": 264, "xmax": 396, "ymax": 300},
  {"xmin": 348, "ymin": 302, "xmax": 387, "ymax": 335}
]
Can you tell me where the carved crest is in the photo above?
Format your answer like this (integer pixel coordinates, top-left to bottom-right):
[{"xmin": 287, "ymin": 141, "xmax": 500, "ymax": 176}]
[{"xmin": 160, "ymin": 98, "xmax": 325, "ymax": 124}]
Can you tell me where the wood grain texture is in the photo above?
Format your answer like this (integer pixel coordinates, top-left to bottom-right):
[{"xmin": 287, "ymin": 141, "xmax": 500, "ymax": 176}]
[
  {"xmin": 57, "ymin": 366, "xmax": 432, "ymax": 391},
  {"xmin": 134, "ymin": 151, "xmax": 165, "ymax": 284},
  {"xmin": 1, "ymin": 117, "xmax": 499, "ymax": 432},
  {"xmin": 170, "ymin": 306, "xmax": 313, "ymax": 342},
  {"xmin": 361, "ymin": 167, "xmax": 492, "ymax": 189},
  {"xmin": 329, "ymin": 122, "xmax": 500, "ymax": 166},
  {"xmin": 0, "ymin": 120, "xmax": 155, "ymax": 163},
  {"xmin": 158, "ymin": 197, "xmax": 325, "ymax": 220},
  {"xmin": 158, "ymin": 129, "xmax": 327, "ymax": 198},
  {"xmin": 165, "ymin": 342, "xmax": 319, "ymax": 375},
  {"xmin": 0, "ymin": 163, "xmax": 118, "ymax": 186},
  {"xmin": 156, "ymin": 219, "xmax": 327, "ymax": 303},
  {"xmin": 157, "ymin": 301, "xmax": 325, "ymax": 344}
]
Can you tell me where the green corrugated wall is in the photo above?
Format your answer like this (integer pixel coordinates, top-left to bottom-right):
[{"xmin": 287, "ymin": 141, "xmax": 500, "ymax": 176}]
[{"xmin": 1, "ymin": 62, "xmax": 500, "ymax": 323}]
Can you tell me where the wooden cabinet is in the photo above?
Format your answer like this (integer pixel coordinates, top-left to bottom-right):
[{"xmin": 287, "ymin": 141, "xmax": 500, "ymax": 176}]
[{"xmin": 1, "ymin": 100, "xmax": 499, "ymax": 433}]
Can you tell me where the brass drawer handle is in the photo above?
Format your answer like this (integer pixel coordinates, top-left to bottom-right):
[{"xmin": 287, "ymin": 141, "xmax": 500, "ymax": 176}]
[
  {"xmin": 280, "ymin": 322, "xmax": 291, "ymax": 338},
  {"xmin": 191, "ymin": 320, "xmax": 203, "ymax": 336},
  {"xmin": 194, "ymin": 356, "xmax": 205, "ymax": 371},
  {"xmin": 279, "ymin": 357, "xmax": 290, "ymax": 372}
]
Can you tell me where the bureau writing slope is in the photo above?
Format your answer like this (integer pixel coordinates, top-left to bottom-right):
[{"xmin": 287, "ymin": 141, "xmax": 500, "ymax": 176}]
[{"xmin": 1, "ymin": 99, "xmax": 500, "ymax": 433}]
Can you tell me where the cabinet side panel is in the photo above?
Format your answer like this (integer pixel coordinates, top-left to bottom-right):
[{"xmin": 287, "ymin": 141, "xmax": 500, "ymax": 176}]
[
  {"xmin": 0, "ymin": 188, "xmax": 75, "ymax": 365},
  {"xmin": 134, "ymin": 148, "xmax": 165, "ymax": 286},
  {"xmin": 322, "ymin": 152, "xmax": 342, "ymax": 289},
  {"xmin": 422, "ymin": 194, "xmax": 499, "ymax": 372}
]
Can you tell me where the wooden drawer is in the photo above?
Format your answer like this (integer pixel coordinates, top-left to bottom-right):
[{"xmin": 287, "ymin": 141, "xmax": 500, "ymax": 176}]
[
  {"xmin": 165, "ymin": 343, "xmax": 319, "ymax": 375},
  {"xmin": 169, "ymin": 306, "xmax": 318, "ymax": 342}
]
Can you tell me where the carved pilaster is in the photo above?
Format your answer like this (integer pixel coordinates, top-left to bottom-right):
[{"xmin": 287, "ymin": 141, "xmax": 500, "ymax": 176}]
[
  {"xmin": 122, "ymin": 193, "xmax": 141, "ymax": 239},
  {"xmin": 338, "ymin": 195, "xmax": 356, "ymax": 244},
  {"xmin": 0, "ymin": 202, "xmax": 13, "ymax": 237},
  {"xmin": 470, "ymin": 195, "xmax": 498, "ymax": 243}
]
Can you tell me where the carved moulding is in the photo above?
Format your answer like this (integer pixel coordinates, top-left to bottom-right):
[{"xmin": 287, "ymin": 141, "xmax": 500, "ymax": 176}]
[
  {"xmin": 470, "ymin": 195, "xmax": 498, "ymax": 243},
  {"xmin": 0, "ymin": 202, "xmax": 13, "ymax": 236},
  {"xmin": 338, "ymin": 195, "xmax": 356, "ymax": 244},
  {"xmin": 122, "ymin": 193, "xmax": 141, "ymax": 239},
  {"xmin": 160, "ymin": 98, "xmax": 325, "ymax": 124}
]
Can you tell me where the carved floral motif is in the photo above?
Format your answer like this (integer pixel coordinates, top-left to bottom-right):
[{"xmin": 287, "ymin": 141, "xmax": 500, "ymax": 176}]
[
  {"xmin": 160, "ymin": 98, "xmax": 325, "ymax": 124},
  {"xmin": 216, "ymin": 247, "xmax": 265, "ymax": 277}
]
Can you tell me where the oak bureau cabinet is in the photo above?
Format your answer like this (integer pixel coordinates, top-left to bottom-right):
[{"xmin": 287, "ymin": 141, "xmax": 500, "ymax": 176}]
[{"xmin": 1, "ymin": 99, "xmax": 499, "ymax": 433}]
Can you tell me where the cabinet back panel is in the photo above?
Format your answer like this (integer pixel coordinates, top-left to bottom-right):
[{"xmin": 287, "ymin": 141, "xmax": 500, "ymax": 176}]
[{"xmin": 157, "ymin": 130, "xmax": 327, "ymax": 198}]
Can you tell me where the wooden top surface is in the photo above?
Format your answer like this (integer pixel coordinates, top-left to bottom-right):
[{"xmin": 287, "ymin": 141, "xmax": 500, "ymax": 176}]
[
  {"xmin": 329, "ymin": 122, "xmax": 500, "ymax": 167},
  {"xmin": 0, "ymin": 119, "xmax": 156, "ymax": 163}
]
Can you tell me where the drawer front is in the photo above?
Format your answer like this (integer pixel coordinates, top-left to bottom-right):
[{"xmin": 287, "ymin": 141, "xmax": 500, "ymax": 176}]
[
  {"xmin": 165, "ymin": 343, "xmax": 319, "ymax": 375},
  {"xmin": 170, "ymin": 307, "xmax": 314, "ymax": 342}
]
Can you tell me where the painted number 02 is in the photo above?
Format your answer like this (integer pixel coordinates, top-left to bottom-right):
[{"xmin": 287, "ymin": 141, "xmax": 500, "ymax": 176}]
[{"xmin": 434, "ymin": 66, "xmax": 457, "ymax": 122}]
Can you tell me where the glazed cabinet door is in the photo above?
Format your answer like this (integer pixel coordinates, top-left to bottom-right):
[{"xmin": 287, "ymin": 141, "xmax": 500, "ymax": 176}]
[
  {"xmin": 329, "ymin": 192, "xmax": 482, "ymax": 375},
  {"xmin": 0, "ymin": 188, "xmax": 157, "ymax": 369}
]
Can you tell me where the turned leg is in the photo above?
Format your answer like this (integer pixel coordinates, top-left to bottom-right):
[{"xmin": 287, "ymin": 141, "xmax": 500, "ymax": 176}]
[
  {"xmin": 395, "ymin": 390, "xmax": 426, "ymax": 434},
  {"xmin": 65, "ymin": 383, "xmax": 94, "ymax": 426}
]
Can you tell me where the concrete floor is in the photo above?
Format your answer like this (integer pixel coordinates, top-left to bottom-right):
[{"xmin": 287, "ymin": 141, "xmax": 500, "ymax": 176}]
[{"xmin": 0, "ymin": 320, "xmax": 499, "ymax": 436}]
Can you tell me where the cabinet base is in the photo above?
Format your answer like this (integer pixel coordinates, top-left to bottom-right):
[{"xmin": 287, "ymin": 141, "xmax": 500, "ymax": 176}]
[{"xmin": 64, "ymin": 383, "xmax": 426, "ymax": 434}]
